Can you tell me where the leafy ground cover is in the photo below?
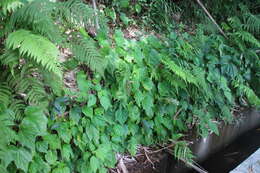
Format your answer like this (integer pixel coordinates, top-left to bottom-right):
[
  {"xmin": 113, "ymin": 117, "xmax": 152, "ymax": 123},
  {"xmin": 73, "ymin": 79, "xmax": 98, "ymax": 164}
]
[{"xmin": 0, "ymin": 0, "xmax": 259, "ymax": 172}]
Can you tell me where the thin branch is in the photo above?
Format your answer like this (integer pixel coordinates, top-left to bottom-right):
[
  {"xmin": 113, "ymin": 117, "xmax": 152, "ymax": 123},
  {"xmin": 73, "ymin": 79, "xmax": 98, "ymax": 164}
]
[
  {"xmin": 148, "ymin": 144, "xmax": 175, "ymax": 154},
  {"xmin": 181, "ymin": 159, "xmax": 208, "ymax": 173},
  {"xmin": 118, "ymin": 158, "xmax": 129, "ymax": 173},
  {"xmin": 143, "ymin": 148, "xmax": 155, "ymax": 169},
  {"xmin": 92, "ymin": 0, "xmax": 100, "ymax": 30},
  {"xmin": 164, "ymin": 148, "xmax": 208, "ymax": 173},
  {"xmin": 173, "ymin": 108, "xmax": 182, "ymax": 119},
  {"xmin": 195, "ymin": 0, "xmax": 227, "ymax": 39}
]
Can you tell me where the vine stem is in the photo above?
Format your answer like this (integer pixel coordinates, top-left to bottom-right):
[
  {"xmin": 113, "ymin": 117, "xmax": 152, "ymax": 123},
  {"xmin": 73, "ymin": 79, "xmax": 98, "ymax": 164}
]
[{"xmin": 195, "ymin": 0, "xmax": 227, "ymax": 39}]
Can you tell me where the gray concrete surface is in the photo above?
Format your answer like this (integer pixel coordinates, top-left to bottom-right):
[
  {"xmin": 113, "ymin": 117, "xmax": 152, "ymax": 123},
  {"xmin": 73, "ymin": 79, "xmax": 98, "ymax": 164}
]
[{"xmin": 230, "ymin": 148, "xmax": 260, "ymax": 173}]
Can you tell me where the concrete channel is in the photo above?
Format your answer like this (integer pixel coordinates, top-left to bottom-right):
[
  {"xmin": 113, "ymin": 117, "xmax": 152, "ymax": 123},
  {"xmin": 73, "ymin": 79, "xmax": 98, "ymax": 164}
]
[{"xmin": 163, "ymin": 109, "xmax": 260, "ymax": 173}]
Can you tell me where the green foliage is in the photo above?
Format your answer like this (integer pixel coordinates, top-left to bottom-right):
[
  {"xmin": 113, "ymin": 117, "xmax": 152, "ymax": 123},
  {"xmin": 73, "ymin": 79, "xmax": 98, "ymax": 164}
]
[
  {"xmin": 0, "ymin": 106, "xmax": 47, "ymax": 172},
  {"xmin": 71, "ymin": 31, "xmax": 107, "ymax": 75},
  {"xmin": 0, "ymin": 0, "xmax": 259, "ymax": 172},
  {"xmin": 0, "ymin": 1, "xmax": 109, "ymax": 171},
  {"xmin": 0, "ymin": 0, "xmax": 22, "ymax": 15},
  {"xmin": 6, "ymin": 29, "xmax": 62, "ymax": 76}
]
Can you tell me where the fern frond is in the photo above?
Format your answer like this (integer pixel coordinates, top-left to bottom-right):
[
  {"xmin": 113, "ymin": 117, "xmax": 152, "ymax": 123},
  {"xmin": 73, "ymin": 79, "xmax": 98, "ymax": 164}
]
[
  {"xmin": 192, "ymin": 66, "xmax": 213, "ymax": 100},
  {"xmin": 234, "ymin": 31, "xmax": 260, "ymax": 47},
  {"xmin": 58, "ymin": 0, "xmax": 95, "ymax": 27},
  {"xmin": 228, "ymin": 16, "xmax": 242, "ymax": 30},
  {"xmin": 0, "ymin": 108, "xmax": 16, "ymax": 146},
  {"xmin": 6, "ymin": 29, "xmax": 62, "ymax": 77},
  {"xmin": 233, "ymin": 80, "xmax": 260, "ymax": 106},
  {"xmin": 0, "ymin": 0, "xmax": 23, "ymax": 15},
  {"xmin": 9, "ymin": 0, "xmax": 62, "ymax": 43},
  {"xmin": 161, "ymin": 69, "xmax": 186, "ymax": 93},
  {"xmin": 173, "ymin": 141, "xmax": 194, "ymax": 163},
  {"xmin": 243, "ymin": 14, "xmax": 260, "ymax": 34},
  {"xmin": 2, "ymin": 65, "xmax": 48, "ymax": 105},
  {"xmin": 9, "ymin": 99, "xmax": 25, "ymax": 121},
  {"xmin": 240, "ymin": 85, "xmax": 260, "ymax": 106},
  {"xmin": 0, "ymin": 83, "xmax": 12, "ymax": 108},
  {"xmin": 0, "ymin": 80, "xmax": 26, "ymax": 120},
  {"xmin": 161, "ymin": 57, "xmax": 198, "ymax": 86},
  {"xmin": 0, "ymin": 50, "xmax": 19, "ymax": 70},
  {"xmin": 71, "ymin": 33, "xmax": 107, "ymax": 74}
]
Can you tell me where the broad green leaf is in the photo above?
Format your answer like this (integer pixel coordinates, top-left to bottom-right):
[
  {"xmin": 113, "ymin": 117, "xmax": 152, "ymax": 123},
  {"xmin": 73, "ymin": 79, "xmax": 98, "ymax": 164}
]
[
  {"xmin": 94, "ymin": 144, "xmax": 111, "ymax": 161},
  {"xmin": 62, "ymin": 144, "xmax": 74, "ymax": 160},
  {"xmin": 13, "ymin": 147, "xmax": 33, "ymax": 172},
  {"xmin": 24, "ymin": 106, "xmax": 48, "ymax": 135},
  {"xmin": 45, "ymin": 150, "xmax": 57, "ymax": 165},
  {"xmin": 90, "ymin": 156, "xmax": 99, "ymax": 172},
  {"xmin": 208, "ymin": 121, "xmax": 219, "ymax": 135},
  {"xmin": 43, "ymin": 134, "xmax": 61, "ymax": 150},
  {"xmin": 87, "ymin": 94, "xmax": 97, "ymax": 107},
  {"xmin": 135, "ymin": 4, "xmax": 141, "ymax": 13},
  {"xmin": 119, "ymin": 0, "xmax": 129, "ymax": 8},
  {"xmin": 18, "ymin": 122, "xmax": 37, "ymax": 150},
  {"xmin": 82, "ymin": 106, "xmax": 93, "ymax": 119},
  {"xmin": 129, "ymin": 105, "xmax": 140, "ymax": 122},
  {"xmin": 36, "ymin": 140, "xmax": 48, "ymax": 153},
  {"xmin": 85, "ymin": 124, "xmax": 99, "ymax": 143},
  {"xmin": 114, "ymin": 30, "xmax": 125, "ymax": 47},
  {"xmin": 142, "ymin": 78, "xmax": 153, "ymax": 91},
  {"xmin": 29, "ymin": 154, "xmax": 50, "ymax": 173},
  {"xmin": 113, "ymin": 124, "xmax": 126, "ymax": 137},
  {"xmin": 76, "ymin": 71, "xmax": 90, "ymax": 92},
  {"xmin": 134, "ymin": 90, "xmax": 144, "ymax": 106},
  {"xmin": 69, "ymin": 106, "xmax": 81, "ymax": 124},
  {"xmin": 57, "ymin": 123, "xmax": 72, "ymax": 143},
  {"xmin": 142, "ymin": 93, "xmax": 154, "ymax": 118},
  {"xmin": 18, "ymin": 107, "xmax": 48, "ymax": 150},
  {"xmin": 94, "ymin": 107, "xmax": 104, "ymax": 115},
  {"xmin": 127, "ymin": 137, "xmax": 138, "ymax": 156},
  {"xmin": 120, "ymin": 13, "xmax": 130, "ymax": 26},
  {"xmin": 115, "ymin": 108, "xmax": 128, "ymax": 124},
  {"xmin": 0, "ymin": 148, "xmax": 14, "ymax": 168},
  {"xmin": 99, "ymin": 167, "xmax": 107, "ymax": 173},
  {"xmin": 158, "ymin": 82, "xmax": 170, "ymax": 96},
  {"xmin": 92, "ymin": 115, "xmax": 107, "ymax": 127},
  {"xmin": 52, "ymin": 164, "xmax": 70, "ymax": 173},
  {"xmin": 100, "ymin": 96, "xmax": 111, "ymax": 110}
]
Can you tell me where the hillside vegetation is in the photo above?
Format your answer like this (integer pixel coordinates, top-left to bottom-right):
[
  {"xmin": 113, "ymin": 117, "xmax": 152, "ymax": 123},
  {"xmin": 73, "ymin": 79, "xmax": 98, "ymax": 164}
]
[{"xmin": 0, "ymin": 0, "xmax": 259, "ymax": 172}]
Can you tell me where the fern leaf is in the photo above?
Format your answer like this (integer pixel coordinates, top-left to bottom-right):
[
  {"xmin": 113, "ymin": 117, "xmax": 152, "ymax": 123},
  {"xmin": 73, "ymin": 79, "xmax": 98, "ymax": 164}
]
[
  {"xmin": 233, "ymin": 80, "xmax": 260, "ymax": 106},
  {"xmin": 6, "ymin": 29, "xmax": 62, "ymax": 77},
  {"xmin": 71, "ymin": 33, "xmax": 107, "ymax": 74},
  {"xmin": 0, "ymin": 83, "xmax": 12, "ymax": 108},
  {"xmin": 58, "ymin": 0, "xmax": 95, "ymax": 27},
  {"xmin": 240, "ymin": 85, "xmax": 260, "ymax": 106},
  {"xmin": 9, "ymin": 99, "xmax": 25, "ymax": 121},
  {"xmin": 1, "ymin": 65, "xmax": 48, "ymax": 106},
  {"xmin": 173, "ymin": 141, "xmax": 194, "ymax": 163},
  {"xmin": 161, "ymin": 57, "xmax": 198, "ymax": 86},
  {"xmin": 234, "ymin": 31, "xmax": 260, "ymax": 47},
  {"xmin": 161, "ymin": 69, "xmax": 186, "ymax": 93},
  {"xmin": 0, "ymin": 109, "xmax": 16, "ymax": 146},
  {"xmin": 243, "ymin": 13, "xmax": 260, "ymax": 34},
  {"xmin": 0, "ymin": 0, "xmax": 23, "ymax": 15},
  {"xmin": 0, "ymin": 50, "xmax": 19, "ymax": 71},
  {"xmin": 8, "ymin": 0, "xmax": 62, "ymax": 43}
]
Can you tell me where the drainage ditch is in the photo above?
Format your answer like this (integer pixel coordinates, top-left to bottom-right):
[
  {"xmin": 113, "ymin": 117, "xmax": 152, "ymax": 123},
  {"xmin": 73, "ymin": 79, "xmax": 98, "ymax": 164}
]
[{"xmin": 137, "ymin": 109, "xmax": 260, "ymax": 173}]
